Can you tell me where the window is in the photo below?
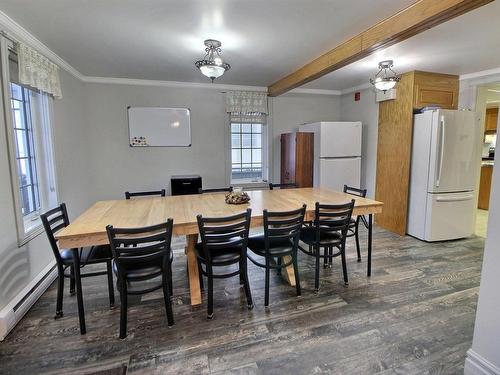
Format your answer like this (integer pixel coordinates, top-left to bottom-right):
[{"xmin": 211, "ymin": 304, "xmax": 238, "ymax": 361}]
[
  {"xmin": 231, "ymin": 119, "xmax": 267, "ymax": 182},
  {"xmin": 11, "ymin": 83, "xmax": 41, "ymax": 218},
  {"xmin": 2, "ymin": 41, "xmax": 58, "ymax": 244}
]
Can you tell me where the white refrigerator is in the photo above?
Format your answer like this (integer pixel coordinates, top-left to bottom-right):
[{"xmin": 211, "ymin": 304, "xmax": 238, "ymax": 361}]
[
  {"xmin": 299, "ymin": 122, "xmax": 362, "ymax": 191},
  {"xmin": 407, "ymin": 109, "xmax": 480, "ymax": 242}
]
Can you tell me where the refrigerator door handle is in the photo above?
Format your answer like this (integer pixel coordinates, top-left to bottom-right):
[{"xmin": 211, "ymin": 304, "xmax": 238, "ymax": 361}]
[
  {"xmin": 435, "ymin": 194, "xmax": 474, "ymax": 202},
  {"xmin": 436, "ymin": 116, "xmax": 446, "ymax": 187}
]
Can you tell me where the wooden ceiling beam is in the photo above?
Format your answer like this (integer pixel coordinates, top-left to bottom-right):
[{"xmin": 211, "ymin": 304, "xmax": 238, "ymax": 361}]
[{"xmin": 267, "ymin": 0, "xmax": 493, "ymax": 97}]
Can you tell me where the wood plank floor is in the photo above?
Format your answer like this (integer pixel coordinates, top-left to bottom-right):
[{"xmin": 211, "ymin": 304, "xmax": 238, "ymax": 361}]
[{"xmin": 0, "ymin": 227, "xmax": 484, "ymax": 374}]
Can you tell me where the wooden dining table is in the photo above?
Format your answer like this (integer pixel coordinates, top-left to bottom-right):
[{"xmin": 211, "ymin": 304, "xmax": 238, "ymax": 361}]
[{"xmin": 56, "ymin": 187, "xmax": 383, "ymax": 334}]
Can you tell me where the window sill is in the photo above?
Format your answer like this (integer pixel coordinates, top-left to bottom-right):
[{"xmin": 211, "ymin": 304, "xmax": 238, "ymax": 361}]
[
  {"xmin": 231, "ymin": 180, "xmax": 269, "ymax": 189},
  {"xmin": 18, "ymin": 218, "xmax": 44, "ymax": 247}
]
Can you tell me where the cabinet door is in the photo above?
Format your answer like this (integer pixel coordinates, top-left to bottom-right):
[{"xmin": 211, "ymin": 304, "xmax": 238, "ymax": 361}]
[
  {"xmin": 413, "ymin": 72, "xmax": 459, "ymax": 109},
  {"xmin": 280, "ymin": 133, "xmax": 296, "ymax": 184},
  {"xmin": 478, "ymin": 165, "xmax": 493, "ymax": 210},
  {"xmin": 485, "ymin": 107, "xmax": 498, "ymax": 132},
  {"xmin": 295, "ymin": 132, "xmax": 314, "ymax": 187}
]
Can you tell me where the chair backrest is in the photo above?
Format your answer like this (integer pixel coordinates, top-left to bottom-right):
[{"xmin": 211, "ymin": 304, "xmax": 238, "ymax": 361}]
[
  {"xmin": 198, "ymin": 187, "xmax": 233, "ymax": 194},
  {"xmin": 197, "ymin": 209, "xmax": 251, "ymax": 260},
  {"xmin": 41, "ymin": 203, "xmax": 70, "ymax": 264},
  {"xmin": 343, "ymin": 185, "xmax": 367, "ymax": 198},
  {"xmin": 314, "ymin": 200, "xmax": 355, "ymax": 242},
  {"xmin": 125, "ymin": 189, "xmax": 166, "ymax": 199},
  {"xmin": 269, "ymin": 183, "xmax": 297, "ymax": 190},
  {"xmin": 263, "ymin": 205, "xmax": 306, "ymax": 251},
  {"xmin": 106, "ymin": 220, "xmax": 173, "ymax": 271}
]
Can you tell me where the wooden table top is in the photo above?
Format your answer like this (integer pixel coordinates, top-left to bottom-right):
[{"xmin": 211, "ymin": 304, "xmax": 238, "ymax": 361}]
[{"xmin": 56, "ymin": 187, "xmax": 383, "ymax": 249}]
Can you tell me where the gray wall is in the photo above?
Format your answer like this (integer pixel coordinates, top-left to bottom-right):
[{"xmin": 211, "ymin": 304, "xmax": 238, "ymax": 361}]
[
  {"xmin": 0, "ymin": 70, "xmax": 91, "ymax": 311},
  {"xmin": 84, "ymin": 84, "xmax": 341, "ymax": 199},
  {"xmin": 271, "ymin": 93, "xmax": 341, "ymax": 182},
  {"xmin": 340, "ymin": 88, "xmax": 379, "ymax": 198}
]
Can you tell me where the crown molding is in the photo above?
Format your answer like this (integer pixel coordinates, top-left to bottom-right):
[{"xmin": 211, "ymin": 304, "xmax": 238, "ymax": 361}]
[
  {"xmin": 341, "ymin": 83, "xmax": 373, "ymax": 95},
  {"xmin": 0, "ymin": 10, "xmax": 85, "ymax": 80},
  {"xmin": 460, "ymin": 67, "xmax": 500, "ymax": 81},
  {"xmin": 289, "ymin": 88, "xmax": 341, "ymax": 96},
  {"xmin": 82, "ymin": 76, "xmax": 269, "ymax": 92}
]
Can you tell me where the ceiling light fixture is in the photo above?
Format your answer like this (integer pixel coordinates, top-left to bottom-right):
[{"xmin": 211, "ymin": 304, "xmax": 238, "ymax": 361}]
[
  {"xmin": 370, "ymin": 60, "xmax": 400, "ymax": 92},
  {"xmin": 195, "ymin": 39, "xmax": 230, "ymax": 82}
]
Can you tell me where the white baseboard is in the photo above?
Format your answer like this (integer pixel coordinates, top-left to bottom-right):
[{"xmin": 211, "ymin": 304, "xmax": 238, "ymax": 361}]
[
  {"xmin": 465, "ymin": 349, "xmax": 500, "ymax": 375},
  {"xmin": 0, "ymin": 260, "xmax": 57, "ymax": 341}
]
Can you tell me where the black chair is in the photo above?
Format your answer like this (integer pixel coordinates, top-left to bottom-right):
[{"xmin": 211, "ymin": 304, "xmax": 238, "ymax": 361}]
[
  {"xmin": 298, "ymin": 200, "xmax": 355, "ymax": 292},
  {"xmin": 343, "ymin": 185, "xmax": 368, "ymax": 262},
  {"xmin": 198, "ymin": 187, "xmax": 233, "ymax": 193},
  {"xmin": 269, "ymin": 183, "xmax": 297, "ymax": 190},
  {"xmin": 196, "ymin": 209, "xmax": 253, "ymax": 319},
  {"xmin": 247, "ymin": 205, "xmax": 306, "ymax": 307},
  {"xmin": 41, "ymin": 203, "xmax": 115, "ymax": 322},
  {"xmin": 106, "ymin": 220, "xmax": 174, "ymax": 339},
  {"xmin": 125, "ymin": 189, "xmax": 166, "ymax": 199}
]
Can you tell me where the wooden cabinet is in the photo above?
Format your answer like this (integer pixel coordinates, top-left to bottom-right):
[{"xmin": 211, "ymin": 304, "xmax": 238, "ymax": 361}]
[
  {"xmin": 485, "ymin": 107, "xmax": 498, "ymax": 132},
  {"xmin": 375, "ymin": 71, "xmax": 459, "ymax": 235},
  {"xmin": 478, "ymin": 165, "xmax": 493, "ymax": 210},
  {"xmin": 413, "ymin": 71, "xmax": 459, "ymax": 110},
  {"xmin": 280, "ymin": 132, "xmax": 313, "ymax": 188}
]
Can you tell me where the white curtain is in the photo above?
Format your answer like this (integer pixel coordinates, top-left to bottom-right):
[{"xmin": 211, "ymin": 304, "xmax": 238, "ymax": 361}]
[{"xmin": 17, "ymin": 43, "xmax": 62, "ymax": 99}]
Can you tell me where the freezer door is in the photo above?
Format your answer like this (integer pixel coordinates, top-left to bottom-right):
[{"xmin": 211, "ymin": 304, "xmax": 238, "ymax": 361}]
[
  {"xmin": 428, "ymin": 110, "xmax": 479, "ymax": 193},
  {"xmin": 319, "ymin": 122, "xmax": 362, "ymax": 158},
  {"xmin": 424, "ymin": 192, "xmax": 475, "ymax": 241},
  {"xmin": 319, "ymin": 157, "xmax": 361, "ymax": 191}
]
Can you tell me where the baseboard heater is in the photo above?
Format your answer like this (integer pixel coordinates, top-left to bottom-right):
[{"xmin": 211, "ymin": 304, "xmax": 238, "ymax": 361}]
[{"xmin": 0, "ymin": 261, "xmax": 57, "ymax": 341}]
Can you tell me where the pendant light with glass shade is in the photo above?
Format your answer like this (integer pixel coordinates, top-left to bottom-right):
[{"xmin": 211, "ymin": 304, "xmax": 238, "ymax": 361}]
[
  {"xmin": 370, "ymin": 60, "xmax": 400, "ymax": 92},
  {"xmin": 195, "ymin": 39, "xmax": 230, "ymax": 82}
]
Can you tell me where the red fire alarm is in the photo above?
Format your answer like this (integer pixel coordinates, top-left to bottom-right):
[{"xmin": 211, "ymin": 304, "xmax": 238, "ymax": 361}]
[{"xmin": 354, "ymin": 92, "xmax": 361, "ymax": 101}]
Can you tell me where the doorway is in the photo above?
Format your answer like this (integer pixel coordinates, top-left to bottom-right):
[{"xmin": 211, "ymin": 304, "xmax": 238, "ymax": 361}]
[{"xmin": 475, "ymin": 83, "xmax": 500, "ymax": 237}]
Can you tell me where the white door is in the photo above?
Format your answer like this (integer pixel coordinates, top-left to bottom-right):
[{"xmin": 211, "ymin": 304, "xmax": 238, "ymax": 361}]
[
  {"xmin": 319, "ymin": 157, "xmax": 361, "ymax": 191},
  {"xmin": 427, "ymin": 110, "xmax": 479, "ymax": 193},
  {"xmin": 424, "ymin": 192, "xmax": 475, "ymax": 241},
  {"xmin": 319, "ymin": 122, "xmax": 362, "ymax": 158}
]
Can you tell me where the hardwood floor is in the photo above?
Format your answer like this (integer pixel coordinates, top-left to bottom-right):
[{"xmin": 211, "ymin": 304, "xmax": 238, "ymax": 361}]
[{"xmin": 0, "ymin": 227, "xmax": 483, "ymax": 374}]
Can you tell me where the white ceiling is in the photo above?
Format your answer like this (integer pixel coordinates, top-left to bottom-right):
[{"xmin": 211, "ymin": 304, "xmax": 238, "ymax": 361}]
[
  {"xmin": 306, "ymin": 1, "xmax": 500, "ymax": 90},
  {"xmin": 0, "ymin": 0, "xmax": 498, "ymax": 91}
]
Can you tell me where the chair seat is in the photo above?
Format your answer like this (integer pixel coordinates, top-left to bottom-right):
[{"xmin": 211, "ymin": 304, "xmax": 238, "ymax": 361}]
[
  {"xmin": 60, "ymin": 245, "xmax": 112, "ymax": 265},
  {"xmin": 194, "ymin": 242, "xmax": 242, "ymax": 265},
  {"xmin": 112, "ymin": 259, "xmax": 164, "ymax": 280},
  {"xmin": 300, "ymin": 226, "xmax": 342, "ymax": 246},
  {"xmin": 247, "ymin": 233, "xmax": 293, "ymax": 257}
]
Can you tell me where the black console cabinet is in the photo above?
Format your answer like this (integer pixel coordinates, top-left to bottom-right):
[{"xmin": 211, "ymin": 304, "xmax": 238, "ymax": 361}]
[{"xmin": 171, "ymin": 175, "xmax": 202, "ymax": 196}]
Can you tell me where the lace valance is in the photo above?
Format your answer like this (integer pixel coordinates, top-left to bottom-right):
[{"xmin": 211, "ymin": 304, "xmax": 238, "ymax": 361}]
[
  {"xmin": 17, "ymin": 43, "xmax": 62, "ymax": 99},
  {"xmin": 226, "ymin": 91, "xmax": 268, "ymax": 115}
]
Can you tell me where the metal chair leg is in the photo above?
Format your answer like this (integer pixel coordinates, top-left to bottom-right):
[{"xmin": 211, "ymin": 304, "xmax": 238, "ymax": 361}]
[
  {"xmin": 293, "ymin": 250, "xmax": 301, "ymax": 297},
  {"xmin": 119, "ymin": 280, "xmax": 128, "ymax": 339},
  {"xmin": 277, "ymin": 257, "xmax": 282, "ymax": 275},
  {"xmin": 106, "ymin": 261, "xmax": 115, "ymax": 307},
  {"xmin": 162, "ymin": 269, "xmax": 174, "ymax": 327},
  {"xmin": 355, "ymin": 220, "xmax": 361, "ymax": 262},
  {"xmin": 241, "ymin": 259, "xmax": 253, "ymax": 309},
  {"xmin": 314, "ymin": 246, "xmax": 320, "ymax": 292},
  {"xmin": 207, "ymin": 265, "xmax": 214, "ymax": 319},
  {"xmin": 323, "ymin": 247, "xmax": 329, "ymax": 268},
  {"xmin": 264, "ymin": 259, "xmax": 270, "ymax": 307},
  {"xmin": 340, "ymin": 244, "xmax": 349, "ymax": 286},
  {"xmin": 69, "ymin": 266, "xmax": 75, "ymax": 296},
  {"xmin": 72, "ymin": 249, "xmax": 86, "ymax": 335},
  {"xmin": 54, "ymin": 266, "xmax": 64, "ymax": 319},
  {"xmin": 197, "ymin": 260, "xmax": 204, "ymax": 291}
]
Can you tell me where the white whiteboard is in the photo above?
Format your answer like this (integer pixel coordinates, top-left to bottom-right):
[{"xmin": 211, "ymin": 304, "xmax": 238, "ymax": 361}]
[{"xmin": 128, "ymin": 107, "xmax": 191, "ymax": 147}]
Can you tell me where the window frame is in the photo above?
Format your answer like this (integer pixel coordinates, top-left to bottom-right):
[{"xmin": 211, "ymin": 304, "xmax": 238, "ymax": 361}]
[
  {"xmin": 228, "ymin": 115, "xmax": 269, "ymax": 184},
  {"xmin": 1, "ymin": 37, "xmax": 59, "ymax": 245}
]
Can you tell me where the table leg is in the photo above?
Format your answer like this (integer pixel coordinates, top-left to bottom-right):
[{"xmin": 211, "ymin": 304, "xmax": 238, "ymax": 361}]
[
  {"xmin": 185, "ymin": 234, "xmax": 202, "ymax": 306},
  {"xmin": 72, "ymin": 248, "xmax": 86, "ymax": 334},
  {"xmin": 280, "ymin": 255, "xmax": 296, "ymax": 287},
  {"xmin": 367, "ymin": 214, "xmax": 373, "ymax": 277}
]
